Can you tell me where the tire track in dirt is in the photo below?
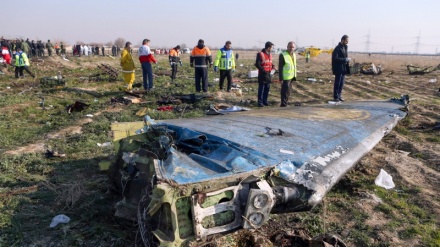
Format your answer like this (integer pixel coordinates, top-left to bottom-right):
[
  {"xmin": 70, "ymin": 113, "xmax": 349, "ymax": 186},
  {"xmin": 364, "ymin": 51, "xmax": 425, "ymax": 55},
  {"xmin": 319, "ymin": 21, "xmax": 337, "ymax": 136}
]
[
  {"xmin": 4, "ymin": 107, "xmax": 124, "ymax": 155},
  {"xmin": 295, "ymin": 82, "xmax": 332, "ymax": 101},
  {"xmin": 351, "ymin": 79, "xmax": 440, "ymax": 120},
  {"xmin": 5, "ymin": 118, "xmax": 93, "ymax": 155},
  {"xmin": 354, "ymin": 82, "xmax": 402, "ymax": 98},
  {"xmin": 366, "ymin": 78, "xmax": 439, "ymax": 104},
  {"xmin": 343, "ymin": 82, "xmax": 384, "ymax": 100}
]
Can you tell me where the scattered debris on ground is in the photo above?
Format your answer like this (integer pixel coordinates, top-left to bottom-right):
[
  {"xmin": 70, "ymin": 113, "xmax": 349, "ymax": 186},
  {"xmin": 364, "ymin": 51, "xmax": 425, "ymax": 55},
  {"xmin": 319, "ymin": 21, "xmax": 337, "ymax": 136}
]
[
  {"xmin": 407, "ymin": 64, "xmax": 440, "ymax": 75},
  {"xmin": 66, "ymin": 101, "xmax": 89, "ymax": 113},
  {"xmin": 83, "ymin": 63, "xmax": 119, "ymax": 82}
]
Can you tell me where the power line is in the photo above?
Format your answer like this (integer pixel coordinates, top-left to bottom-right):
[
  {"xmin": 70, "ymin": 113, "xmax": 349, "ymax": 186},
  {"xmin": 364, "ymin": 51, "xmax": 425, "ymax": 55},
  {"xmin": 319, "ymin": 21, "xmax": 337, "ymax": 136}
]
[
  {"xmin": 413, "ymin": 31, "xmax": 421, "ymax": 54},
  {"xmin": 363, "ymin": 30, "xmax": 371, "ymax": 53}
]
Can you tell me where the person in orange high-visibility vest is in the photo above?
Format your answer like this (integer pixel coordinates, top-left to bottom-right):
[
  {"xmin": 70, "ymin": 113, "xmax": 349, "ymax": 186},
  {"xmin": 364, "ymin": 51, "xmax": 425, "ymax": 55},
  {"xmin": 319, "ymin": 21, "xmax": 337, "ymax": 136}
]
[
  {"xmin": 169, "ymin": 45, "xmax": 181, "ymax": 82},
  {"xmin": 190, "ymin": 39, "xmax": 212, "ymax": 92}
]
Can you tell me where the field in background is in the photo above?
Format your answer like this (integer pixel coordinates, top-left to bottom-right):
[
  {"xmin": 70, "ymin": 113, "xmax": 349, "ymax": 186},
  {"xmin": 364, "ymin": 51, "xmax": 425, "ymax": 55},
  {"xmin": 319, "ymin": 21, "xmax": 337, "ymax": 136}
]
[{"xmin": 0, "ymin": 51, "xmax": 439, "ymax": 246}]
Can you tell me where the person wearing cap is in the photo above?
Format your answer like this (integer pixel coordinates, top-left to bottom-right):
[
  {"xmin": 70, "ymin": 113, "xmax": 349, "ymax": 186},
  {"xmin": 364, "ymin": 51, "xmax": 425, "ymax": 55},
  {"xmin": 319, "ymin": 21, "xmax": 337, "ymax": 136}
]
[
  {"xmin": 14, "ymin": 48, "xmax": 35, "ymax": 79},
  {"xmin": 190, "ymin": 39, "xmax": 213, "ymax": 92},
  {"xmin": 169, "ymin": 45, "xmax": 182, "ymax": 83},
  {"xmin": 138, "ymin": 39, "xmax": 157, "ymax": 90},
  {"xmin": 255, "ymin": 41, "xmax": 275, "ymax": 107},
  {"xmin": 121, "ymin": 41, "xmax": 136, "ymax": 91},
  {"xmin": 331, "ymin": 35, "xmax": 351, "ymax": 102},
  {"xmin": 214, "ymin": 41, "xmax": 236, "ymax": 92},
  {"xmin": 278, "ymin": 41, "xmax": 297, "ymax": 107}
]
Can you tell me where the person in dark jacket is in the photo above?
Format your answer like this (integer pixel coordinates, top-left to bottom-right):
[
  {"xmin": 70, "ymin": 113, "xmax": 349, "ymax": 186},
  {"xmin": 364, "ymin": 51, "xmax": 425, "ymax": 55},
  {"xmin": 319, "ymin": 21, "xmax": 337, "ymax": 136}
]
[
  {"xmin": 37, "ymin": 41, "xmax": 45, "ymax": 57},
  {"xmin": 255, "ymin": 41, "xmax": 275, "ymax": 107},
  {"xmin": 190, "ymin": 39, "xmax": 213, "ymax": 92},
  {"xmin": 331, "ymin": 35, "xmax": 351, "ymax": 102},
  {"xmin": 31, "ymin": 40, "xmax": 37, "ymax": 57},
  {"xmin": 168, "ymin": 45, "xmax": 181, "ymax": 82}
]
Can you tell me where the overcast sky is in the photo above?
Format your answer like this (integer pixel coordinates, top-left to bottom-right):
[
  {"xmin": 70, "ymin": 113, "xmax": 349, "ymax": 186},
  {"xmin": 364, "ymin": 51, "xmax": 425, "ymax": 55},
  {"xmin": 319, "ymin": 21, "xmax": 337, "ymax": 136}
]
[{"xmin": 3, "ymin": 0, "xmax": 440, "ymax": 54}]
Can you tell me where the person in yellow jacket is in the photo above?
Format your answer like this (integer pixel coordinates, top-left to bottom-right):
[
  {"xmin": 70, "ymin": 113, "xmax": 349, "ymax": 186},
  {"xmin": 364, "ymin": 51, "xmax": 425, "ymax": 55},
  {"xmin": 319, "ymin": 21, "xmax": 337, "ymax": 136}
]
[
  {"xmin": 214, "ymin": 41, "xmax": 235, "ymax": 92},
  {"xmin": 278, "ymin": 41, "xmax": 297, "ymax": 107},
  {"xmin": 120, "ymin": 42, "xmax": 135, "ymax": 91},
  {"xmin": 14, "ymin": 48, "xmax": 35, "ymax": 78}
]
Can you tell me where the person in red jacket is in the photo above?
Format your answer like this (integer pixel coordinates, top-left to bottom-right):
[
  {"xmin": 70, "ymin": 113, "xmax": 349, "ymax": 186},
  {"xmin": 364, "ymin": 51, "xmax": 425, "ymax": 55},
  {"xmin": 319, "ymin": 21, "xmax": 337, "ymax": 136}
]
[
  {"xmin": 1, "ymin": 43, "xmax": 12, "ymax": 74},
  {"xmin": 255, "ymin": 41, "xmax": 275, "ymax": 107},
  {"xmin": 138, "ymin": 39, "xmax": 157, "ymax": 90}
]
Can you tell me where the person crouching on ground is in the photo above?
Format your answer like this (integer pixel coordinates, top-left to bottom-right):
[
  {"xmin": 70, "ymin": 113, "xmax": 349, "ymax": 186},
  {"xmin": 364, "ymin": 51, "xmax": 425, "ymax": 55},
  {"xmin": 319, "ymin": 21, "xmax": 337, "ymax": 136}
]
[
  {"xmin": 120, "ymin": 42, "xmax": 135, "ymax": 91},
  {"xmin": 14, "ymin": 48, "xmax": 35, "ymax": 78}
]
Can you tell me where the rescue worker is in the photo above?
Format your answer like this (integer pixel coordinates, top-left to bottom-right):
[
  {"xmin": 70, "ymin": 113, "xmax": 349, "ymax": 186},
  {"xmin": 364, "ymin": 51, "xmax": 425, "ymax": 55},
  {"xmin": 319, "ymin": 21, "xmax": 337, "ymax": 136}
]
[
  {"xmin": 121, "ymin": 42, "xmax": 136, "ymax": 91},
  {"xmin": 332, "ymin": 35, "xmax": 351, "ymax": 102},
  {"xmin": 46, "ymin": 40, "xmax": 54, "ymax": 56},
  {"xmin": 1, "ymin": 43, "xmax": 12, "ymax": 65},
  {"xmin": 1, "ymin": 43, "xmax": 12, "ymax": 75},
  {"xmin": 168, "ymin": 45, "xmax": 181, "ymax": 82},
  {"xmin": 138, "ymin": 39, "xmax": 157, "ymax": 90},
  {"xmin": 305, "ymin": 50, "xmax": 310, "ymax": 63},
  {"xmin": 255, "ymin": 41, "xmax": 275, "ymax": 107},
  {"xmin": 14, "ymin": 48, "xmax": 35, "ymax": 78},
  {"xmin": 54, "ymin": 43, "xmax": 60, "ymax": 55},
  {"xmin": 278, "ymin": 41, "xmax": 297, "ymax": 107},
  {"xmin": 214, "ymin": 41, "xmax": 236, "ymax": 92},
  {"xmin": 190, "ymin": 39, "xmax": 213, "ymax": 92}
]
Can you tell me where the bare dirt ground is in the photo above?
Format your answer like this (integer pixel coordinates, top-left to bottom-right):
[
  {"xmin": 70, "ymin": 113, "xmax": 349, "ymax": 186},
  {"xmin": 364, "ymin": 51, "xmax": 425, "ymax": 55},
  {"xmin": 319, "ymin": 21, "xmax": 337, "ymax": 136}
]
[{"xmin": 0, "ymin": 51, "xmax": 439, "ymax": 246}]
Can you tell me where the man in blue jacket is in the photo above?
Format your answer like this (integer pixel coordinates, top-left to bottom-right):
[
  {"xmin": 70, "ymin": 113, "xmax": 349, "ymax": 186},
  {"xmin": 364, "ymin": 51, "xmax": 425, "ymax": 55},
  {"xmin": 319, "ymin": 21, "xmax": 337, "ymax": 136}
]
[{"xmin": 331, "ymin": 35, "xmax": 351, "ymax": 102}]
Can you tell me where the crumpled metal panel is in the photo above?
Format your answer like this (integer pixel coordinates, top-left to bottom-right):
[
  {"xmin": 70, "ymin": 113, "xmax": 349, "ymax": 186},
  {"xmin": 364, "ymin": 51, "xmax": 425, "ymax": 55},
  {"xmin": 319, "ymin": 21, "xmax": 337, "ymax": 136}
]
[{"xmin": 159, "ymin": 99, "xmax": 407, "ymax": 208}]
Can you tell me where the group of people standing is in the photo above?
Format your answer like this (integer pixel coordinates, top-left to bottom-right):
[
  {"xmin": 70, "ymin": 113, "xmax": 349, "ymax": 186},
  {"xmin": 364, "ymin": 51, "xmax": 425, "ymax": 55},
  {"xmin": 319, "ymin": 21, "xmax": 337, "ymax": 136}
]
[
  {"xmin": 1, "ymin": 43, "xmax": 35, "ymax": 78},
  {"xmin": 1, "ymin": 38, "xmax": 67, "ymax": 58},
  {"xmin": 119, "ymin": 35, "xmax": 351, "ymax": 107},
  {"xmin": 73, "ymin": 44, "xmax": 106, "ymax": 57}
]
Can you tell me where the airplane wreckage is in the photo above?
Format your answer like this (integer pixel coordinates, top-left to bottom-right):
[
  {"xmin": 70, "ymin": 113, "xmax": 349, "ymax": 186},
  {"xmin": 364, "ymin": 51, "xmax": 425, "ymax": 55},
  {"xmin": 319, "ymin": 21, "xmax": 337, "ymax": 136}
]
[{"xmin": 105, "ymin": 96, "xmax": 409, "ymax": 246}]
